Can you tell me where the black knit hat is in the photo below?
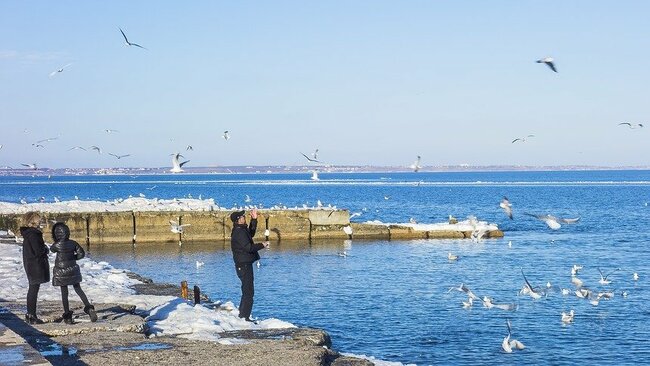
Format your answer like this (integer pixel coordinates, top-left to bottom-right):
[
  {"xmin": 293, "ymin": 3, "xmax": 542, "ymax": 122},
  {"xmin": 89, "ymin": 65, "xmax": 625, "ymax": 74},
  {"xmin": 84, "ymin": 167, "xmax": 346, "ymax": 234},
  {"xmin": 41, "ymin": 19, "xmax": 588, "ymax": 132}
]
[{"xmin": 230, "ymin": 210, "xmax": 245, "ymax": 223}]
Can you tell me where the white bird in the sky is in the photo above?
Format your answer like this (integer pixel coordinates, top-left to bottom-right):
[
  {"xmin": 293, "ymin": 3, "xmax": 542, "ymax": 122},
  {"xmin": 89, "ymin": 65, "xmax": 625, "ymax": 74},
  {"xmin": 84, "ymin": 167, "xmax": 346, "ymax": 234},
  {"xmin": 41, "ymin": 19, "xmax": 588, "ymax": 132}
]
[
  {"xmin": 49, "ymin": 63, "xmax": 73, "ymax": 77},
  {"xmin": 598, "ymin": 267, "xmax": 620, "ymax": 285},
  {"xmin": 170, "ymin": 153, "xmax": 189, "ymax": 173},
  {"xmin": 104, "ymin": 129, "xmax": 119, "ymax": 133},
  {"xmin": 536, "ymin": 56, "xmax": 557, "ymax": 72},
  {"xmin": 36, "ymin": 137, "xmax": 58, "ymax": 144},
  {"xmin": 108, "ymin": 153, "xmax": 130, "ymax": 159},
  {"xmin": 561, "ymin": 310, "xmax": 575, "ymax": 324},
  {"xmin": 500, "ymin": 196, "xmax": 513, "ymax": 219},
  {"xmin": 169, "ymin": 220, "xmax": 191, "ymax": 234},
  {"xmin": 301, "ymin": 152, "xmax": 321, "ymax": 163},
  {"xmin": 311, "ymin": 149, "xmax": 319, "ymax": 160},
  {"xmin": 511, "ymin": 135, "xmax": 535, "ymax": 144},
  {"xmin": 119, "ymin": 27, "xmax": 147, "ymax": 49},
  {"xmin": 67, "ymin": 146, "xmax": 86, "ymax": 151},
  {"xmin": 186, "ymin": 145, "xmax": 193, "ymax": 151},
  {"xmin": 410, "ymin": 155, "xmax": 422, "ymax": 172},
  {"xmin": 618, "ymin": 122, "xmax": 644, "ymax": 129},
  {"xmin": 20, "ymin": 163, "xmax": 38, "ymax": 170},
  {"xmin": 222, "ymin": 131, "xmax": 230, "ymax": 140},
  {"xmin": 90, "ymin": 146, "xmax": 102, "ymax": 154},
  {"xmin": 502, "ymin": 319, "xmax": 525, "ymax": 353}
]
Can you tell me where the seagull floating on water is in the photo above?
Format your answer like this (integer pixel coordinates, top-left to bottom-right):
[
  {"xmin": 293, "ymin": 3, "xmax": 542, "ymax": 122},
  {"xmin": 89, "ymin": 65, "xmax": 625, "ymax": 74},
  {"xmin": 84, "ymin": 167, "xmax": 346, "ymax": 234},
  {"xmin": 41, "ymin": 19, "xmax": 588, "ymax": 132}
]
[
  {"xmin": 448, "ymin": 252, "xmax": 459, "ymax": 261},
  {"xmin": 561, "ymin": 310, "xmax": 575, "ymax": 324},
  {"xmin": 633, "ymin": 272, "xmax": 639, "ymax": 281},
  {"xmin": 119, "ymin": 27, "xmax": 147, "ymax": 49},
  {"xmin": 536, "ymin": 57, "xmax": 557, "ymax": 72},
  {"xmin": 196, "ymin": 261, "xmax": 205, "ymax": 268}
]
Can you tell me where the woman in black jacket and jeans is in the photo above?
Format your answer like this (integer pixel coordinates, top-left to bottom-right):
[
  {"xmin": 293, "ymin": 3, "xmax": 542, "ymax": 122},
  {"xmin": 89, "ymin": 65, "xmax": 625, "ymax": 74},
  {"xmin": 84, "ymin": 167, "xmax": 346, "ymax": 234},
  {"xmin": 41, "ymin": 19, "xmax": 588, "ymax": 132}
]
[
  {"xmin": 19, "ymin": 212, "xmax": 50, "ymax": 324},
  {"xmin": 50, "ymin": 222, "xmax": 97, "ymax": 324}
]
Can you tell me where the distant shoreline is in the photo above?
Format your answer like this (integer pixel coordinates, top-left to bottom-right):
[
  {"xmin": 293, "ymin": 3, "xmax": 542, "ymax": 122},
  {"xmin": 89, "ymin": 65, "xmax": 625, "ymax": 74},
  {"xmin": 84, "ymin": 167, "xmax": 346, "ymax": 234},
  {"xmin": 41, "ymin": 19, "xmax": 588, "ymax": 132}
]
[{"xmin": 1, "ymin": 165, "xmax": 649, "ymax": 176}]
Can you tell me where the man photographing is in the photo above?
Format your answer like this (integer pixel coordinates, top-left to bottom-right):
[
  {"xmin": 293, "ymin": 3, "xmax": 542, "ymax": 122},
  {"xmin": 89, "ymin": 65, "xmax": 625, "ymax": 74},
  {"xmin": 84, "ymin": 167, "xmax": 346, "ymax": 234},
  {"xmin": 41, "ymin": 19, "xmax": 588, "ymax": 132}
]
[{"xmin": 230, "ymin": 208, "xmax": 269, "ymax": 322}]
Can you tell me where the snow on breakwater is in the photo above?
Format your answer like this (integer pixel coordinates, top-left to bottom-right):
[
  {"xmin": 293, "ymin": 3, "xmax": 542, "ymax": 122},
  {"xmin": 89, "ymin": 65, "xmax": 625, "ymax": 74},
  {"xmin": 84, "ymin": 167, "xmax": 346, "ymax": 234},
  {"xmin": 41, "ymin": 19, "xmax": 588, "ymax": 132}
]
[{"xmin": 0, "ymin": 243, "xmax": 294, "ymax": 343}]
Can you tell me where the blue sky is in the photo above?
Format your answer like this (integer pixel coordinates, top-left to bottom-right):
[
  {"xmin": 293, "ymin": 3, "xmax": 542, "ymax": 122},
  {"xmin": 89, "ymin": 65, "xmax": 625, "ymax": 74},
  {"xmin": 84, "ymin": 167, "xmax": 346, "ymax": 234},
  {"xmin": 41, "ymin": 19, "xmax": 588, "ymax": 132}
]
[{"xmin": 1, "ymin": 1, "xmax": 649, "ymax": 169}]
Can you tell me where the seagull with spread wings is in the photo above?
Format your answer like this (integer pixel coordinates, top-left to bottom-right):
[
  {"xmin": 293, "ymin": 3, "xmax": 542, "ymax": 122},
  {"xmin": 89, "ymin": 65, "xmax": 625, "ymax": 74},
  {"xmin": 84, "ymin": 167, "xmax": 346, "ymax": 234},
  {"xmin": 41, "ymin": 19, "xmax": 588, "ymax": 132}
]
[
  {"xmin": 119, "ymin": 27, "xmax": 147, "ymax": 49},
  {"xmin": 108, "ymin": 153, "xmax": 130, "ymax": 159},
  {"xmin": 536, "ymin": 57, "xmax": 557, "ymax": 73},
  {"xmin": 512, "ymin": 135, "xmax": 535, "ymax": 144},
  {"xmin": 618, "ymin": 122, "xmax": 644, "ymax": 129},
  {"xmin": 49, "ymin": 63, "xmax": 73, "ymax": 77},
  {"xmin": 300, "ymin": 152, "xmax": 321, "ymax": 163}
]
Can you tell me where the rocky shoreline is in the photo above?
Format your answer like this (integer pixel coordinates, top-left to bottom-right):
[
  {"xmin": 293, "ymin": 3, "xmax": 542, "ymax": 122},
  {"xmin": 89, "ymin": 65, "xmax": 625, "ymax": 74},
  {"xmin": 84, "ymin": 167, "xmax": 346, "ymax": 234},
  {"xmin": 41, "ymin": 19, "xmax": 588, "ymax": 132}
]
[{"xmin": 0, "ymin": 272, "xmax": 373, "ymax": 366}]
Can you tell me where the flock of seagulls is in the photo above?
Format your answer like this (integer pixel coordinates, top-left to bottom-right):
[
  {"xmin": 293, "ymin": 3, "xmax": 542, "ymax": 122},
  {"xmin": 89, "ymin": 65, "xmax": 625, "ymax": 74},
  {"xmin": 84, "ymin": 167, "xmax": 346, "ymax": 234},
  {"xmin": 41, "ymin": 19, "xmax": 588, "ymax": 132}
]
[{"xmin": 449, "ymin": 260, "xmax": 640, "ymax": 353}]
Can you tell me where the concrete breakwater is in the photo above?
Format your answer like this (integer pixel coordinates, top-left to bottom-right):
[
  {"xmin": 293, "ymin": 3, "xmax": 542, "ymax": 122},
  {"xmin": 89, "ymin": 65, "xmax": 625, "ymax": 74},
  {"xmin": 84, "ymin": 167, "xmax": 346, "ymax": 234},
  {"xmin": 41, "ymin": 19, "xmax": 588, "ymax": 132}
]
[{"xmin": 0, "ymin": 210, "xmax": 503, "ymax": 244}]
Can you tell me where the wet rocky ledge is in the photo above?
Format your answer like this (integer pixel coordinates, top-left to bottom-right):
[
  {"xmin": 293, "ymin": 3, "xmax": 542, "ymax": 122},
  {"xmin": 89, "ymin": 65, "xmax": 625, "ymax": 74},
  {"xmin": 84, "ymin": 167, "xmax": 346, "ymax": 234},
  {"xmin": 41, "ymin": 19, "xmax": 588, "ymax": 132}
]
[{"xmin": 0, "ymin": 275, "xmax": 373, "ymax": 366}]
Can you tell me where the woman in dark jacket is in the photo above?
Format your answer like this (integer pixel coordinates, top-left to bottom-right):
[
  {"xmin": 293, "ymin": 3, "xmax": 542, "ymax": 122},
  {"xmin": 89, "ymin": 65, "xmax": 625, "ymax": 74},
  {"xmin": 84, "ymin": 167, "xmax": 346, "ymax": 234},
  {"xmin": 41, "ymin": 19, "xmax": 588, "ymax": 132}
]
[
  {"xmin": 20, "ymin": 212, "xmax": 50, "ymax": 324},
  {"xmin": 50, "ymin": 222, "xmax": 97, "ymax": 324}
]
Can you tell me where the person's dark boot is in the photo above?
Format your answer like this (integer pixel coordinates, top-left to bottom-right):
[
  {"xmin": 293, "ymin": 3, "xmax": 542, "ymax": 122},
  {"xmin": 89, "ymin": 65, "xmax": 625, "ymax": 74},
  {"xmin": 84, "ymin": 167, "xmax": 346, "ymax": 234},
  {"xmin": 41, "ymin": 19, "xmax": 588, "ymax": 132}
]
[
  {"xmin": 84, "ymin": 305, "xmax": 98, "ymax": 322},
  {"xmin": 25, "ymin": 314, "xmax": 44, "ymax": 325},
  {"xmin": 62, "ymin": 311, "xmax": 74, "ymax": 325}
]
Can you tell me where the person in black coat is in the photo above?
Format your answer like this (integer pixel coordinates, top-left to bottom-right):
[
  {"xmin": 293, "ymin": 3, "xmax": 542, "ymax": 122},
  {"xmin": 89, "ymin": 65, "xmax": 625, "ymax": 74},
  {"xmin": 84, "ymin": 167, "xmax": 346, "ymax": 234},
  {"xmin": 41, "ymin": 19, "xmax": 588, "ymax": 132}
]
[
  {"xmin": 230, "ymin": 208, "xmax": 268, "ymax": 322},
  {"xmin": 50, "ymin": 222, "xmax": 97, "ymax": 324},
  {"xmin": 19, "ymin": 212, "xmax": 49, "ymax": 324}
]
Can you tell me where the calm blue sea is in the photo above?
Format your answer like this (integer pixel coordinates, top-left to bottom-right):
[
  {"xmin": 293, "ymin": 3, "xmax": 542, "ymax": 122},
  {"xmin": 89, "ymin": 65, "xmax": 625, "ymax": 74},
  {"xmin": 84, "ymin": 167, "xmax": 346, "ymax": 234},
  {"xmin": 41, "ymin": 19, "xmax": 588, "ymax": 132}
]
[{"xmin": 2, "ymin": 171, "xmax": 650, "ymax": 365}]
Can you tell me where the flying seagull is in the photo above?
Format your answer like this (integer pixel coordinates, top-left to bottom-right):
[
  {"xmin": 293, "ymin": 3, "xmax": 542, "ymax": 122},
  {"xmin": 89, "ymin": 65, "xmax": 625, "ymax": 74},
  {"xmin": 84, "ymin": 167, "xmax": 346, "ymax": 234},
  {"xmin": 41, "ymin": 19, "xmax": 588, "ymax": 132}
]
[
  {"xmin": 119, "ymin": 27, "xmax": 147, "ymax": 50},
  {"xmin": 90, "ymin": 146, "xmax": 102, "ymax": 154},
  {"xmin": 312, "ymin": 149, "xmax": 319, "ymax": 160},
  {"xmin": 525, "ymin": 213, "xmax": 580, "ymax": 230},
  {"xmin": 49, "ymin": 63, "xmax": 73, "ymax": 77},
  {"xmin": 36, "ymin": 137, "xmax": 58, "ymax": 144},
  {"xmin": 169, "ymin": 220, "xmax": 191, "ymax": 234},
  {"xmin": 21, "ymin": 163, "xmax": 38, "ymax": 170},
  {"xmin": 67, "ymin": 146, "xmax": 87, "ymax": 151},
  {"xmin": 618, "ymin": 122, "xmax": 644, "ymax": 129},
  {"xmin": 222, "ymin": 131, "xmax": 230, "ymax": 140},
  {"xmin": 108, "ymin": 153, "xmax": 130, "ymax": 159},
  {"xmin": 170, "ymin": 152, "xmax": 189, "ymax": 173},
  {"xmin": 410, "ymin": 155, "xmax": 422, "ymax": 172},
  {"xmin": 536, "ymin": 57, "xmax": 557, "ymax": 73},
  {"xmin": 521, "ymin": 269, "xmax": 543, "ymax": 300},
  {"xmin": 300, "ymin": 152, "xmax": 321, "ymax": 163},
  {"xmin": 500, "ymin": 196, "xmax": 513, "ymax": 219},
  {"xmin": 104, "ymin": 129, "xmax": 119, "ymax": 133},
  {"xmin": 186, "ymin": 145, "xmax": 193, "ymax": 151},
  {"xmin": 512, "ymin": 135, "xmax": 535, "ymax": 144},
  {"xmin": 597, "ymin": 267, "xmax": 620, "ymax": 285},
  {"xmin": 502, "ymin": 319, "xmax": 526, "ymax": 353}
]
